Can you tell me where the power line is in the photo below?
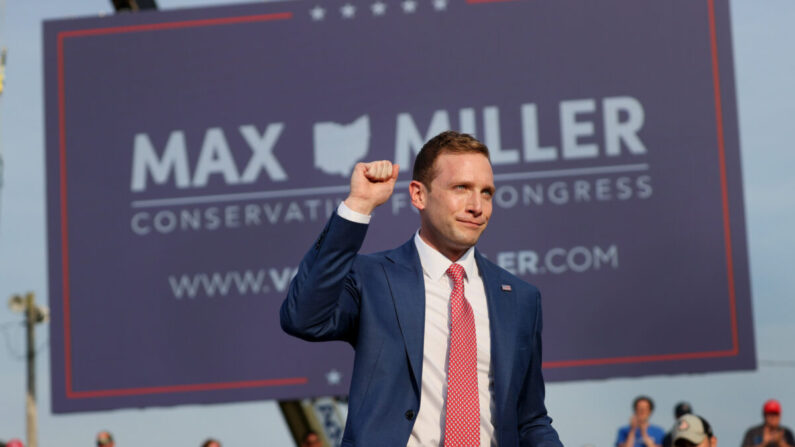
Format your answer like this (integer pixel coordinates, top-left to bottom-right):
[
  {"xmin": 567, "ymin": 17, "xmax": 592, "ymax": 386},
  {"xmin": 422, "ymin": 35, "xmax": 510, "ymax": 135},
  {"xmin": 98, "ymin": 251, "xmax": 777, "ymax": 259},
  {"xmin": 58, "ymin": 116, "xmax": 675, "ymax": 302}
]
[
  {"xmin": 1, "ymin": 320, "xmax": 25, "ymax": 359},
  {"xmin": 1, "ymin": 321, "xmax": 49, "ymax": 361}
]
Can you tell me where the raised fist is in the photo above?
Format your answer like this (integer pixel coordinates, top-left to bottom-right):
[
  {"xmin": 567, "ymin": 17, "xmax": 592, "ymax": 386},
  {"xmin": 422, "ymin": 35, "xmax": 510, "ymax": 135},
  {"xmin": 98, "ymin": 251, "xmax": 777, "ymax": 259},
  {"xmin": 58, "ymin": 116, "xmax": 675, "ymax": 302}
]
[{"xmin": 343, "ymin": 160, "xmax": 400, "ymax": 215}]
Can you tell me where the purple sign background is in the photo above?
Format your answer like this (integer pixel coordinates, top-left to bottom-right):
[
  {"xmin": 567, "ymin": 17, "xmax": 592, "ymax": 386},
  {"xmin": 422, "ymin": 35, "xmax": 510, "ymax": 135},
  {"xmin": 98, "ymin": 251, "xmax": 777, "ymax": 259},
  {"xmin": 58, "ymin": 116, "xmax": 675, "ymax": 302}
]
[{"xmin": 44, "ymin": 0, "xmax": 754, "ymax": 413}]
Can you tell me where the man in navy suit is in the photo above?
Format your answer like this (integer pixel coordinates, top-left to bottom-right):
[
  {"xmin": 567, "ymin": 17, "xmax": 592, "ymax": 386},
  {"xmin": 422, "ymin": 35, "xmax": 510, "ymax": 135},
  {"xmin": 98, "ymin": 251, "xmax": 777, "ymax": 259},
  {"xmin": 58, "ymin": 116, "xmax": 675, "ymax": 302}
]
[{"xmin": 281, "ymin": 131, "xmax": 562, "ymax": 447}]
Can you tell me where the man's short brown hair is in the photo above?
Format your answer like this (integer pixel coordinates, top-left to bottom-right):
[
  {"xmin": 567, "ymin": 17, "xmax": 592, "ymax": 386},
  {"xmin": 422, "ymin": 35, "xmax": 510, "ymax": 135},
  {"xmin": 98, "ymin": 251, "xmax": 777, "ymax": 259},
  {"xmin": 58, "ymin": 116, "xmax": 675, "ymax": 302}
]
[{"xmin": 412, "ymin": 131, "xmax": 490, "ymax": 189}]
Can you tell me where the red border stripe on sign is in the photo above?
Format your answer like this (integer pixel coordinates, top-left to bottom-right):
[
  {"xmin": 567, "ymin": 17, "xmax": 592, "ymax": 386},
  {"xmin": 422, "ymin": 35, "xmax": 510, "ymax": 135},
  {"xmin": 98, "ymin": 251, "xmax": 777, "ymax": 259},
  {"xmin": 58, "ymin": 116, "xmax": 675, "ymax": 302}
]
[
  {"xmin": 543, "ymin": 0, "xmax": 739, "ymax": 369},
  {"xmin": 56, "ymin": 1, "xmax": 740, "ymax": 396}
]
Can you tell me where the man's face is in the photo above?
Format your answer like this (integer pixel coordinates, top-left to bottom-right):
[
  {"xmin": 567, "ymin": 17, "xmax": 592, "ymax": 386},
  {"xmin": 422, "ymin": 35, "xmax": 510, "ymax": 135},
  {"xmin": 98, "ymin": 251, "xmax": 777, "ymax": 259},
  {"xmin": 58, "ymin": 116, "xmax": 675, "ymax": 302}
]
[
  {"xmin": 765, "ymin": 413, "xmax": 781, "ymax": 428},
  {"xmin": 96, "ymin": 432, "xmax": 114, "ymax": 447},
  {"xmin": 411, "ymin": 152, "xmax": 495, "ymax": 260},
  {"xmin": 635, "ymin": 399, "xmax": 652, "ymax": 424}
]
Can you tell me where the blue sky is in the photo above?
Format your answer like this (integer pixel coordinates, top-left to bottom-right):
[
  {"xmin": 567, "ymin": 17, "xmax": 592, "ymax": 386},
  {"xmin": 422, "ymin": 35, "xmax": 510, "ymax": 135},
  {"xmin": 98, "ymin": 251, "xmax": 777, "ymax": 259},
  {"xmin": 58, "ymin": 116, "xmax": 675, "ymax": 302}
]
[{"xmin": 1, "ymin": 1, "xmax": 794, "ymax": 445}]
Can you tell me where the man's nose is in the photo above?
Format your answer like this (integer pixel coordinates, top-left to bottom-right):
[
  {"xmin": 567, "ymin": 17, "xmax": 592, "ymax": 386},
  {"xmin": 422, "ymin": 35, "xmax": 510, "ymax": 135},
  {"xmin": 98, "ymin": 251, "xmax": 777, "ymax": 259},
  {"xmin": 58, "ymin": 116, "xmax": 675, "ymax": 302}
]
[{"xmin": 467, "ymin": 192, "xmax": 482, "ymax": 215}]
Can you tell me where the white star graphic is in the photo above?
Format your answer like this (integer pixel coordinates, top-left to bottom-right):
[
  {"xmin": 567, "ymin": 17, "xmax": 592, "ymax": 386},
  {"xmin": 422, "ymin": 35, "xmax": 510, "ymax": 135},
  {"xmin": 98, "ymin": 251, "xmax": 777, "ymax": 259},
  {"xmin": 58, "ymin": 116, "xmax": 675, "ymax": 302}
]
[
  {"xmin": 340, "ymin": 3, "xmax": 356, "ymax": 18},
  {"xmin": 326, "ymin": 369, "xmax": 343, "ymax": 385},
  {"xmin": 309, "ymin": 5, "xmax": 326, "ymax": 20},
  {"xmin": 432, "ymin": 0, "xmax": 447, "ymax": 10},
  {"xmin": 401, "ymin": 0, "xmax": 418, "ymax": 13},
  {"xmin": 371, "ymin": 1, "xmax": 387, "ymax": 16}
]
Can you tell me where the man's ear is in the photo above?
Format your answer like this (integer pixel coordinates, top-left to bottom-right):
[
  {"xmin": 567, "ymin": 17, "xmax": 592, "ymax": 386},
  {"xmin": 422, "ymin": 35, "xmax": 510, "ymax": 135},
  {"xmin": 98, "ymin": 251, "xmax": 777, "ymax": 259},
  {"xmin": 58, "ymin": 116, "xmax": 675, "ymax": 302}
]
[
  {"xmin": 409, "ymin": 180, "xmax": 426, "ymax": 211},
  {"xmin": 710, "ymin": 436, "xmax": 717, "ymax": 447}
]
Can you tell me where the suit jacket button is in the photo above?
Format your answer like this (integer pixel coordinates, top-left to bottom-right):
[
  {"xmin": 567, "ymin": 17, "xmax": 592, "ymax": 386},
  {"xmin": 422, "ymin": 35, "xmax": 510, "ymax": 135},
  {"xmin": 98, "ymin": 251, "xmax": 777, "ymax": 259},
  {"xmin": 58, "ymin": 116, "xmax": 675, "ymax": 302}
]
[{"xmin": 405, "ymin": 410, "xmax": 415, "ymax": 420}]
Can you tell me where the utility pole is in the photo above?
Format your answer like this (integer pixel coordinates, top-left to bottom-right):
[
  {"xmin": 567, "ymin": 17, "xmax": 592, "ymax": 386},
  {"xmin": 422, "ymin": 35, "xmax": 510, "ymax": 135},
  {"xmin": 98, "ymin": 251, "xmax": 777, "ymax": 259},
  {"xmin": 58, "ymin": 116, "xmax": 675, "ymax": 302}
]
[
  {"xmin": 9, "ymin": 292, "xmax": 49, "ymax": 447},
  {"xmin": 26, "ymin": 294, "xmax": 37, "ymax": 447}
]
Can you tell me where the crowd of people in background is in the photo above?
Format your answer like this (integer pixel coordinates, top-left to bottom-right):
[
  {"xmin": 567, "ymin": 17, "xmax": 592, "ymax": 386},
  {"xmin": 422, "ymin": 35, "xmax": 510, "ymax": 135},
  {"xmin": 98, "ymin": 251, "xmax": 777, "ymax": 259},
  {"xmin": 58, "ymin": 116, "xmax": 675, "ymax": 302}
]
[
  {"xmin": 1, "ymin": 398, "xmax": 792, "ymax": 446},
  {"xmin": 0, "ymin": 428, "xmax": 320, "ymax": 446},
  {"xmin": 0, "ymin": 431, "xmax": 223, "ymax": 447},
  {"xmin": 616, "ymin": 397, "xmax": 794, "ymax": 447}
]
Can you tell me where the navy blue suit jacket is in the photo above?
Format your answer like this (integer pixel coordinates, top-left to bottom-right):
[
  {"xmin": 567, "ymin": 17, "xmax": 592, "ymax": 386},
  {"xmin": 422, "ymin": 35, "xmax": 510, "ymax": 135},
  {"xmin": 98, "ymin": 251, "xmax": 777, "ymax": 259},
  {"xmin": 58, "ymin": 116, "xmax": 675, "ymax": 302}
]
[{"xmin": 281, "ymin": 214, "xmax": 562, "ymax": 447}]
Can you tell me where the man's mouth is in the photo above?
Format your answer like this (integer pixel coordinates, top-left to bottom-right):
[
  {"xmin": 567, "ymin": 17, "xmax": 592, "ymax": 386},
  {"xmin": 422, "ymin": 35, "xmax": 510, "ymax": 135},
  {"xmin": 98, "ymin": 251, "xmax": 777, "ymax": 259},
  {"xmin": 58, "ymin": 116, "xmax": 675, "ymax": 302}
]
[{"xmin": 457, "ymin": 219, "xmax": 485, "ymax": 228}]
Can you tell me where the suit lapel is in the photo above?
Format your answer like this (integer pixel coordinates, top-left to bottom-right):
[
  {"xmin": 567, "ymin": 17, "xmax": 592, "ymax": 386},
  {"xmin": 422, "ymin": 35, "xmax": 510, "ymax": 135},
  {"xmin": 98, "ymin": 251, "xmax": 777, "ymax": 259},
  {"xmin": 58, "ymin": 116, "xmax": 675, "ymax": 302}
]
[
  {"xmin": 381, "ymin": 243, "xmax": 519, "ymax": 417},
  {"xmin": 476, "ymin": 250, "xmax": 518, "ymax": 422},
  {"xmin": 383, "ymin": 239, "xmax": 426, "ymax": 389}
]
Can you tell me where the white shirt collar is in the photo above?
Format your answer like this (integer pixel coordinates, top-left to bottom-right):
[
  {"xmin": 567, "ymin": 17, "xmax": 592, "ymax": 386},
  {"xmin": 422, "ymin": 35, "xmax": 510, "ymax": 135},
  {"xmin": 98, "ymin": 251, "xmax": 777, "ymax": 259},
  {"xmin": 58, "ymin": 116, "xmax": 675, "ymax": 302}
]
[{"xmin": 413, "ymin": 230, "xmax": 479, "ymax": 282}]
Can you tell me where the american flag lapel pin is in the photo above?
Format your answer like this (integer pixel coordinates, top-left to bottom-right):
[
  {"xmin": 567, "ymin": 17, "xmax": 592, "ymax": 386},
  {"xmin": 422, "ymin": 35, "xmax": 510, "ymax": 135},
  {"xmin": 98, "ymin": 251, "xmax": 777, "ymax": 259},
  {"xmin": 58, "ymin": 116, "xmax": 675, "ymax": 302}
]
[{"xmin": 501, "ymin": 284, "xmax": 512, "ymax": 292}]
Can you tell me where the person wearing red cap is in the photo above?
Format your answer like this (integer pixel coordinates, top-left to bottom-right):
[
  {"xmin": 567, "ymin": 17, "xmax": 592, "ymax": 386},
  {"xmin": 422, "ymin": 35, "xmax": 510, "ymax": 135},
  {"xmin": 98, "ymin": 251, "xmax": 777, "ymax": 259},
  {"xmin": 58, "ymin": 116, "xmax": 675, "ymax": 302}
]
[{"xmin": 741, "ymin": 400, "xmax": 795, "ymax": 447}]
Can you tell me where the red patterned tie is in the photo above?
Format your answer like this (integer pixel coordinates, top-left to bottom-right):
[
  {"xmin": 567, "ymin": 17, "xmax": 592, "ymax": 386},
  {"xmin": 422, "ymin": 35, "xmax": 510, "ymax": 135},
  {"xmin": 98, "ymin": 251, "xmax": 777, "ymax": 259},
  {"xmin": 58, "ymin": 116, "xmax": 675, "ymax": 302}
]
[{"xmin": 444, "ymin": 263, "xmax": 480, "ymax": 447}]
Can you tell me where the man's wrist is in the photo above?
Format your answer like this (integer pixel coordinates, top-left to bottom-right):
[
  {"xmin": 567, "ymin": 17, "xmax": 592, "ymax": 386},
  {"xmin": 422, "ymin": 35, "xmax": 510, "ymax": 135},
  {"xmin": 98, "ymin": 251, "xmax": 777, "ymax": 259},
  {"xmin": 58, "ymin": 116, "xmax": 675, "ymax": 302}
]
[
  {"xmin": 338, "ymin": 201, "xmax": 372, "ymax": 224},
  {"xmin": 343, "ymin": 197, "xmax": 376, "ymax": 216}
]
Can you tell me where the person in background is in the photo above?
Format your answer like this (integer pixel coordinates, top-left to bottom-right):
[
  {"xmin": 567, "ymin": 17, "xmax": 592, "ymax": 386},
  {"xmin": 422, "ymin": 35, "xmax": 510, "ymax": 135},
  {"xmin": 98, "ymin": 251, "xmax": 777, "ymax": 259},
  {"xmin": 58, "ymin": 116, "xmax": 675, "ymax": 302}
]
[
  {"xmin": 664, "ymin": 402, "xmax": 695, "ymax": 447},
  {"xmin": 672, "ymin": 414, "xmax": 717, "ymax": 447},
  {"xmin": 300, "ymin": 430, "xmax": 322, "ymax": 447},
  {"xmin": 5, "ymin": 439, "xmax": 24, "ymax": 447},
  {"xmin": 96, "ymin": 431, "xmax": 114, "ymax": 447},
  {"xmin": 617, "ymin": 395, "xmax": 665, "ymax": 447},
  {"xmin": 200, "ymin": 439, "xmax": 221, "ymax": 447},
  {"xmin": 741, "ymin": 399, "xmax": 795, "ymax": 447}
]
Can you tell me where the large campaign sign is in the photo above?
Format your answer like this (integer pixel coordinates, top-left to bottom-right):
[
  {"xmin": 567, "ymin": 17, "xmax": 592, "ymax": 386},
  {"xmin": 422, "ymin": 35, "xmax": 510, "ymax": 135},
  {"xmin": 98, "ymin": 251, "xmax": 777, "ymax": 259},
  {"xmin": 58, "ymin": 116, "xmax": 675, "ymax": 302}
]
[{"xmin": 44, "ymin": 0, "xmax": 754, "ymax": 412}]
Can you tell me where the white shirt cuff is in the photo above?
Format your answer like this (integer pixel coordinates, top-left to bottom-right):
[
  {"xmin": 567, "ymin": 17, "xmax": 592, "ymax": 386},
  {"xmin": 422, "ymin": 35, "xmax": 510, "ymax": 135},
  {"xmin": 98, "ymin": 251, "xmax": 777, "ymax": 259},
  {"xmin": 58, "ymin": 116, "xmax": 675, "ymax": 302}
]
[{"xmin": 337, "ymin": 202, "xmax": 372, "ymax": 224}]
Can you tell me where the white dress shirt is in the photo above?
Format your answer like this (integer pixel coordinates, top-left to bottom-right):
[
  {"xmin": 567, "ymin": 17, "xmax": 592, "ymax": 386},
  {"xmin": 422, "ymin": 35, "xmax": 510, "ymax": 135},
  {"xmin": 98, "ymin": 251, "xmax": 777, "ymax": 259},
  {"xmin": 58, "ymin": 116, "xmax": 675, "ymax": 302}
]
[{"xmin": 336, "ymin": 203, "xmax": 496, "ymax": 447}]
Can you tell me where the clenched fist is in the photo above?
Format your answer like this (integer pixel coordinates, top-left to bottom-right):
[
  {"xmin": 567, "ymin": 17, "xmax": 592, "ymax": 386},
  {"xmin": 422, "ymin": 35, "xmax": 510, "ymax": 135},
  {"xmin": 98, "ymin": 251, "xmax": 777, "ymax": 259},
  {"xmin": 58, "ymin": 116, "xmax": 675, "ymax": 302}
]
[{"xmin": 343, "ymin": 160, "xmax": 400, "ymax": 215}]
